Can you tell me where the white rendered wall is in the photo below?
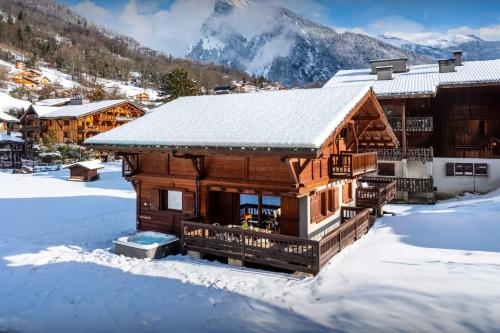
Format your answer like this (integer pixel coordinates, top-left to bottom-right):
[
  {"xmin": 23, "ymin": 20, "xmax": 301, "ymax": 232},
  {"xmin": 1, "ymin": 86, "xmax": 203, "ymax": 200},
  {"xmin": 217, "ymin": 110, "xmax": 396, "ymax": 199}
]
[
  {"xmin": 299, "ymin": 179, "xmax": 357, "ymax": 240},
  {"xmin": 433, "ymin": 158, "xmax": 500, "ymax": 197}
]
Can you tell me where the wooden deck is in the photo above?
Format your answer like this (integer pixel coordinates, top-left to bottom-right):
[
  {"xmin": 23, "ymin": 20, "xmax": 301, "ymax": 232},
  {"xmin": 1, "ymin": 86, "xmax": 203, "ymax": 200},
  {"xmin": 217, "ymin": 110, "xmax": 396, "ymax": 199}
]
[
  {"xmin": 356, "ymin": 179, "xmax": 396, "ymax": 215},
  {"xmin": 364, "ymin": 176, "xmax": 434, "ymax": 193},
  {"xmin": 182, "ymin": 206, "xmax": 371, "ymax": 275},
  {"xmin": 331, "ymin": 152, "xmax": 378, "ymax": 178}
]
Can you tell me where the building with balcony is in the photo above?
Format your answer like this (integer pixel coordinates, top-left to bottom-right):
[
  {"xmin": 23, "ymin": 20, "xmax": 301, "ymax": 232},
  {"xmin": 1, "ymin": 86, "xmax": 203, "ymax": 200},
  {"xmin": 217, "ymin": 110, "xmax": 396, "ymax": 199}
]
[
  {"xmin": 20, "ymin": 99, "xmax": 145, "ymax": 146},
  {"xmin": 325, "ymin": 56, "xmax": 500, "ymax": 200},
  {"xmin": 86, "ymin": 83, "xmax": 398, "ymax": 274}
]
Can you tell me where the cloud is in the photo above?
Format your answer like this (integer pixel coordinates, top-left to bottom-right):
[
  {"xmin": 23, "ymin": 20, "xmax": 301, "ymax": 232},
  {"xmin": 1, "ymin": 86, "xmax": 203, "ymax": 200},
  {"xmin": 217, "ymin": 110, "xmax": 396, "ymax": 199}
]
[
  {"xmin": 367, "ymin": 16, "xmax": 426, "ymax": 35},
  {"xmin": 73, "ymin": 0, "xmax": 110, "ymax": 20},
  {"xmin": 72, "ymin": 0, "xmax": 215, "ymax": 56},
  {"xmin": 448, "ymin": 24, "xmax": 500, "ymax": 41}
]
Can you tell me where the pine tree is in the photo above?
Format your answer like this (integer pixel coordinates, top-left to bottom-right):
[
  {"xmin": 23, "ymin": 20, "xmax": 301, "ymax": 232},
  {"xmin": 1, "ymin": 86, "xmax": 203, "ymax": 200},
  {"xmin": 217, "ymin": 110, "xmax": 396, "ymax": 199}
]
[{"xmin": 158, "ymin": 68, "xmax": 201, "ymax": 102}]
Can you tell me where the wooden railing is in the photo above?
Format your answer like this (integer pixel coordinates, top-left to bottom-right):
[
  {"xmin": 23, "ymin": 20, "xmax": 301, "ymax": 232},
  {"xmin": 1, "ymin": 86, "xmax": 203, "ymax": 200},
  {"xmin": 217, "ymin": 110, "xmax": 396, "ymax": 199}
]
[
  {"xmin": 356, "ymin": 179, "xmax": 396, "ymax": 214},
  {"xmin": 363, "ymin": 176, "xmax": 434, "ymax": 193},
  {"xmin": 318, "ymin": 207, "xmax": 370, "ymax": 267},
  {"xmin": 182, "ymin": 206, "xmax": 371, "ymax": 275},
  {"xmin": 369, "ymin": 147, "xmax": 433, "ymax": 161},
  {"xmin": 331, "ymin": 152, "xmax": 377, "ymax": 177},
  {"xmin": 388, "ymin": 117, "xmax": 433, "ymax": 131},
  {"xmin": 182, "ymin": 220, "xmax": 319, "ymax": 274}
]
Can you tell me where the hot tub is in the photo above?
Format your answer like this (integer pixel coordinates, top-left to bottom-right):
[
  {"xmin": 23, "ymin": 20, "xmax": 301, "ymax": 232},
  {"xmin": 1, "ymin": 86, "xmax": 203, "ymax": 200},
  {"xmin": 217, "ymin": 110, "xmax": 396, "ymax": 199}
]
[{"xmin": 114, "ymin": 231, "xmax": 179, "ymax": 259}]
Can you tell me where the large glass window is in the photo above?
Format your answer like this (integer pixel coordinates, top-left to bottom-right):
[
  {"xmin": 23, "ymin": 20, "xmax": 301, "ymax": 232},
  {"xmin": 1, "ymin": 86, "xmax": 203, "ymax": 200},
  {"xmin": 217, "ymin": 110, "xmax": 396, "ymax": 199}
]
[
  {"xmin": 239, "ymin": 194, "xmax": 281, "ymax": 229},
  {"xmin": 159, "ymin": 190, "xmax": 183, "ymax": 211}
]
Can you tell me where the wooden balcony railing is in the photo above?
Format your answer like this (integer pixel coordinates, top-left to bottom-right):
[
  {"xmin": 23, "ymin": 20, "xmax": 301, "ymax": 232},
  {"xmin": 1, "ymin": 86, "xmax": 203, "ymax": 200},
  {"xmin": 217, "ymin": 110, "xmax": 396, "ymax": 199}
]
[
  {"xmin": 182, "ymin": 206, "xmax": 371, "ymax": 275},
  {"xmin": 331, "ymin": 152, "xmax": 378, "ymax": 177},
  {"xmin": 388, "ymin": 117, "xmax": 433, "ymax": 132},
  {"xmin": 356, "ymin": 179, "xmax": 396, "ymax": 215},
  {"xmin": 318, "ymin": 207, "xmax": 370, "ymax": 267},
  {"xmin": 363, "ymin": 176, "xmax": 434, "ymax": 193},
  {"xmin": 368, "ymin": 147, "xmax": 433, "ymax": 161}
]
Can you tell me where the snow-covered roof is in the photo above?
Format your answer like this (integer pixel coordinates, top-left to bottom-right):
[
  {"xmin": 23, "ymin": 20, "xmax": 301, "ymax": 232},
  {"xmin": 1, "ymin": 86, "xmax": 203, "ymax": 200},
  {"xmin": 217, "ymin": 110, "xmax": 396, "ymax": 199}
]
[
  {"xmin": 324, "ymin": 59, "xmax": 500, "ymax": 97},
  {"xmin": 86, "ymin": 83, "xmax": 372, "ymax": 150},
  {"xmin": 0, "ymin": 111, "xmax": 19, "ymax": 122},
  {"xmin": 0, "ymin": 132, "xmax": 24, "ymax": 143},
  {"xmin": 36, "ymin": 98, "xmax": 71, "ymax": 107},
  {"xmin": 29, "ymin": 105, "xmax": 62, "ymax": 117},
  {"xmin": 65, "ymin": 160, "xmax": 104, "ymax": 170},
  {"xmin": 0, "ymin": 92, "xmax": 31, "ymax": 113},
  {"xmin": 40, "ymin": 100, "xmax": 131, "ymax": 119}
]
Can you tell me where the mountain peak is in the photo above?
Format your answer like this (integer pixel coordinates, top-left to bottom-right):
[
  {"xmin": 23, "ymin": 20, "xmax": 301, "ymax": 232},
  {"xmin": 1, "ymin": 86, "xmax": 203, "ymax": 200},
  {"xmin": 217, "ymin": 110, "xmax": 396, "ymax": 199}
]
[{"xmin": 213, "ymin": 0, "xmax": 250, "ymax": 15}]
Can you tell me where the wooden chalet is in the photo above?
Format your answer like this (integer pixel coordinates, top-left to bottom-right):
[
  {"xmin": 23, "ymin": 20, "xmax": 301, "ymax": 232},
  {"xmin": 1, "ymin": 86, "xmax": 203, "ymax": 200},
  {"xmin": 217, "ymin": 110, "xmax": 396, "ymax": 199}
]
[
  {"xmin": 134, "ymin": 92, "xmax": 150, "ymax": 102},
  {"xmin": 86, "ymin": 84, "xmax": 398, "ymax": 274},
  {"xmin": 20, "ymin": 99, "xmax": 145, "ymax": 146},
  {"xmin": 65, "ymin": 160, "xmax": 104, "ymax": 181},
  {"xmin": 327, "ymin": 56, "xmax": 500, "ymax": 199},
  {"xmin": 0, "ymin": 133, "xmax": 23, "ymax": 169}
]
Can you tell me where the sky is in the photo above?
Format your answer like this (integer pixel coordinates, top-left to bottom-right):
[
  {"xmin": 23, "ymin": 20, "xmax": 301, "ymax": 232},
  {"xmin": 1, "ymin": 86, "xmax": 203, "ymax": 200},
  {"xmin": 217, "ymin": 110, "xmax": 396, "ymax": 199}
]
[{"xmin": 57, "ymin": 0, "xmax": 500, "ymax": 56}]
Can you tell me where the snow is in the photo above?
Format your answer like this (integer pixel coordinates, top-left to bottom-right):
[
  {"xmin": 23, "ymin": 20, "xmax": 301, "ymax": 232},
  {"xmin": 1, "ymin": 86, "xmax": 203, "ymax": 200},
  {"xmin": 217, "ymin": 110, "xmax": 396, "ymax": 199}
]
[
  {"xmin": 38, "ymin": 66, "xmax": 79, "ymax": 89},
  {"xmin": 86, "ymin": 83, "xmax": 372, "ymax": 149},
  {"xmin": 30, "ymin": 105, "xmax": 62, "ymax": 117},
  {"xmin": 0, "ymin": 92, "xmax": 31, "ymax": 113},
  {"xmin": 325, "ymin": 59, "xmax": 500, "ymax": 97},
  {"xmin": 35, "ymin": 98, "xmax": 71, "ymax": 107},
  {"xmin": 380, "ymin": 31, "xmax": 476, "ymax": 48},
  {"xmin": 65, "ymin": 160, "xmax": 104, "ymax": 170},
  {"xmin": 1, "ymin": 164, "xmax": 500, "ymax": 332},
  {"xmin": 0, "ymin": 132, "xmax": 23, "ymax": 142},
  {"xmin": 0, "ymin": 110, "xmax": 19, "ymax": 122}
]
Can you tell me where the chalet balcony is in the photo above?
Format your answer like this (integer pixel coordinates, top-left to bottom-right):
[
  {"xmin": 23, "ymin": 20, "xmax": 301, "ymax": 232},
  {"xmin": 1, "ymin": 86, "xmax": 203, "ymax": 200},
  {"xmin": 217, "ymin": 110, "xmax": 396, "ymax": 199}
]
[
  {"xmin": 369, "ymin": 147, "xmax": 433, "ymax": 161},
  {"xmin": 363, "ymin": 176, "xmax": 434, "ymax": 193},
  {"xmin": 388, "ymin": 116, "xmax": 433, "ymax": 132},
  {"xmin": 181, "ymin": 206, "xmax": 371, "ymax": 275},
  {"xmin": 356, "ymin": 178, "xmax": 396, "ymax": 215},
  {"xmin": 331, "ymin": 152, "xmax": 378, "ymax": 178}
]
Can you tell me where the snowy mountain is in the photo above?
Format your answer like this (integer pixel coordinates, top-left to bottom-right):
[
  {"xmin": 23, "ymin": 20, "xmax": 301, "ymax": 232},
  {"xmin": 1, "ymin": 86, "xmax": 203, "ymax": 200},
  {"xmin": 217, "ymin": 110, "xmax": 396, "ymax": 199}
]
[
  {"xmin": 187, "ymin": 0, "xmax": 429, "ymax": 86},
  {"xmin": 379, "ymin": 33, "xmax": 500, "ymax": 61}
]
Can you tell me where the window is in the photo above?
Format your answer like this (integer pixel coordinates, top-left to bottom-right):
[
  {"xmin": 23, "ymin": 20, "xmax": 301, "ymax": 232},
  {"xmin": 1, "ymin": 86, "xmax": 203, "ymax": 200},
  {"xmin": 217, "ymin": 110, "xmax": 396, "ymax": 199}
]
[
  {"xmin": 159, "ymin": 190, "xmax": 183, "ymax": 211},
  {"xmin": 311, "ymin": 187, "xmax": 338, "ymax": 224},
  {"xmin": 474, "ymin": 163, "xmax": 488, "ymax": 177},
  {"xmin": 378, "ymin": 162, "xmax": 395, "ymax": 176},
  {"xmin": 63, "ymin": 131, "xmax": 70, "ymax": 138},
  {"xmin": 63, "ymin": 120, "xmax": 70, "ymax": 126},
  {"xmin": 446, "ymin": 162, "xmax": 488, "ymax": 177}
]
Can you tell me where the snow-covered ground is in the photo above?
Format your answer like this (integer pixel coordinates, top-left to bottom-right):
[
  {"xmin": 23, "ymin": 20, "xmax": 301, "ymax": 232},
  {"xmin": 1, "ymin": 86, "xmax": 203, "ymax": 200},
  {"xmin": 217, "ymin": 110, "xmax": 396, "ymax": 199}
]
[{"xmin": 1, "ymin": 164, "xmax": 500, "ymax": 332}]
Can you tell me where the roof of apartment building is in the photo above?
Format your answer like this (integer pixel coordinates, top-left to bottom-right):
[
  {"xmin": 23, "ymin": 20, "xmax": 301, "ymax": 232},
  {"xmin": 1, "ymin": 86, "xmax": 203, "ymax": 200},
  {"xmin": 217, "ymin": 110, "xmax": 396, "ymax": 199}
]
[
  {"xmin": 85, "ymin": 82, "xmax": 381, "ymax": 150},
  {"xmin": 39, "ymin": 100, "xmax": 132, "ymax": 119},
  {"xmin": 324, "ymin": 59, "xmax": 500, "ymax": 98}
]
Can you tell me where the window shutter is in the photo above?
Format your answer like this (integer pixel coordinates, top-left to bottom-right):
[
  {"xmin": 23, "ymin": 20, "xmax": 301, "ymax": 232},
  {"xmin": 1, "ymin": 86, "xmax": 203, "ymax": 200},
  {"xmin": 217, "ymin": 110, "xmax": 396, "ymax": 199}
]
[
  {"xmin": 445, "ymin": 163, "xmax": 454, "ymax": 176},
  {"xmin": 182, "ymin": 192, "xmax": 195, "ymax": 215},
  {"xmin": 334, "ymin": 188, "xmax": 339, "ymax": 211},
  {"xmin": 150, "ymin": 189, "xmax": 159, "ymax": 210},
  {"xmin": 310, "ymin": 193, "xmax": 321, "ymax": 223}
]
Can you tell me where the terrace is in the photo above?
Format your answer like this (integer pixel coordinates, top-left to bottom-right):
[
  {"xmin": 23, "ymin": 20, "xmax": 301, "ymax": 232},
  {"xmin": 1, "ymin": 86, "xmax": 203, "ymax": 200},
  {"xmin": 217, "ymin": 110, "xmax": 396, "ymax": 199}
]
[
  {"xmin": 331, "ymin": 152, "xmax": 378, "ymax": 178},
  {"xmin": 181, "ymin": 206, "xmax": 371, "ymax": 275}
]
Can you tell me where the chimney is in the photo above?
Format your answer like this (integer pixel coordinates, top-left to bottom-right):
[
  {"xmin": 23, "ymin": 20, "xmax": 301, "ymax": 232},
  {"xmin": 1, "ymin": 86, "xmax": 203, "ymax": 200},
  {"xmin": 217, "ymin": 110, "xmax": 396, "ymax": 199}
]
[
  {"xmin": 453, "ymin": 50, "xmax": 463, "ymax": 66},
  {"xmin": 70, "ymin": 97, "xmax": 83, "ymax": 105},
  {"xmin": 438, "ymin": 59, "xmax": 456, "ymax": 73},
  {"xmin": 370, "ymin": 58, "xmax": 408, "ymax": 74},
  {"xmin": 376, "ymin": 66, "xmax": 394, "ymax": 80}
]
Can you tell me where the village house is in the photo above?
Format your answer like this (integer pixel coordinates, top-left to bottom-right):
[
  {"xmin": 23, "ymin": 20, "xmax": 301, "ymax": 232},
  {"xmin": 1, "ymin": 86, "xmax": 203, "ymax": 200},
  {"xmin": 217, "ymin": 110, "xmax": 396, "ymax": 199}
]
[
  {"xmin": 0, "ymin": 111, "xmax": 23, "ymax": 168},
  {"xmin": 326, "ymin": 55, "xmax": 500, "ymax": 200},
  {"xmin": 11, "ymin": 68, "xmax": 51, "ymax": 89},
  {"xmin": 86, "ymin": 83, "xmax": 398, "ymax": 274},
  {"xmin": 134, "ymin": 92, "xmax": 150, "ymax": 102},
  {"xmin": 20, "ymin": 98, "xmax": 145, "ymax": 146}
]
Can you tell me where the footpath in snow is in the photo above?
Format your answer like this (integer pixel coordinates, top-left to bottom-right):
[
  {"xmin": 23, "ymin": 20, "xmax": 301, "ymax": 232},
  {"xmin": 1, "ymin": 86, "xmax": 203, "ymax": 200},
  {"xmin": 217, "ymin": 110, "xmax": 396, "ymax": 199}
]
[{"xmin": 1, "ymin": 163, "xmax": 500, "ymax": 333}]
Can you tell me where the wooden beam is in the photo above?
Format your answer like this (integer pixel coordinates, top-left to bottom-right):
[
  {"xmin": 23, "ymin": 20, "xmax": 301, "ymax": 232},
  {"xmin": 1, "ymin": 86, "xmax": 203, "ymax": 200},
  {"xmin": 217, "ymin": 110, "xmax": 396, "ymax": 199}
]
[
  {"xmin": 359, "ymin": 138, "xmax": 394, "ymax": 144},
  {"xmin": 355, "ymin": 115, "xmax": 380, "ymax": 121},
  {"xmin": 285, "ymin": 158, "xmax": 300, "ymax": 185}
]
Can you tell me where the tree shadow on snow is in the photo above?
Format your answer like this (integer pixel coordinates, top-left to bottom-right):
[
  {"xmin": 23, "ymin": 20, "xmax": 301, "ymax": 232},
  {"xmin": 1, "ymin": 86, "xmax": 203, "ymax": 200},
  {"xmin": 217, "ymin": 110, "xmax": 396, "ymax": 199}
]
[
  {"xmin": 0, "ymin": 258, "xmax": 330, "ymax": 333},
  {"xmin": 378, "ymin": 203, "xmax": 500, "ymax": 253}
]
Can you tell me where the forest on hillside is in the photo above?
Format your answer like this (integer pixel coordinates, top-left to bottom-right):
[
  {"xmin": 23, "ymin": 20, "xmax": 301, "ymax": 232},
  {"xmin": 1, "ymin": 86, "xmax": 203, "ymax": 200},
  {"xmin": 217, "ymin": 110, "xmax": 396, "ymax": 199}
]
[{"xmin": 0, "ymin": 0, "xmax": 256, "ymax": 91}]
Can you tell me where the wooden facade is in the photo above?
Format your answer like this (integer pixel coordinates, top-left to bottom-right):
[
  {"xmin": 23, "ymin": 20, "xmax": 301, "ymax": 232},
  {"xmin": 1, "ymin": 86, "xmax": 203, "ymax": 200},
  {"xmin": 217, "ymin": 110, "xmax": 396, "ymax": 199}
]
[
  {"xmin": 66, "ymin": 163, "xmax": 103, "ymax": 181},
  {"xmin": 21, "ymin": 101, "xmax": 145, "ymax": 146},
  {"xmin": 90, "ymin": 89, "xmax": 398, "ymax": 273},
  {"xmin": 378, "ymin": 85, "xmax": 500, "ymax": 159}
]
